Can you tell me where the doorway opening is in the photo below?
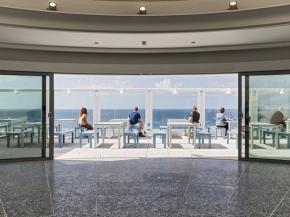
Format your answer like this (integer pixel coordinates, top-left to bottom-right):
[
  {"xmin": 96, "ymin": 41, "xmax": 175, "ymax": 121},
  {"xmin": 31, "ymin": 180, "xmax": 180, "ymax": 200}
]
[{"xmin": 53, "ymin": 74, "xmax": 238, "ymax": 160}]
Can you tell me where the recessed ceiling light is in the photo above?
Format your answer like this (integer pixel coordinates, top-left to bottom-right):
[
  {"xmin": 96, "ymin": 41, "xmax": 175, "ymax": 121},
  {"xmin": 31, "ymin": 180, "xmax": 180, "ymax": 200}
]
[
  {"xmin": 48, "ymin": 2, "xmax": 57, "ymax": 11},
  {"xmin": 141, "ymin": 41, "xmax": 147, "ymax": 46},
  {"xmin": 138, "ymin": 6, "xmax": 147, "ymax": 14},
  {"xmin": 172, "ymin": 88, "xmax": 178, "ymax": 95},
  {"xmin": 225, "ymin": 88, "xmax": 232, "ymax": 94},
  {"xmin": 94, "ymin": 42, "xmax": 99, "ymax": 45},
  {"xmin": 191, "ymin": 41, "xmax": 196, "ymax": 44},
  {"xmin": 228, "ymin": 1, "xmax": 238, "ymax": 10}
]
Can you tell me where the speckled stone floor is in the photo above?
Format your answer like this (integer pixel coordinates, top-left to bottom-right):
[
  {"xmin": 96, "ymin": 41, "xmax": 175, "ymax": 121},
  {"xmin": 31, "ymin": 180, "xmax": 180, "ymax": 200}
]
[{"xmin": 0, "ymin": 159, "xmax": 290, "ymax": 217}]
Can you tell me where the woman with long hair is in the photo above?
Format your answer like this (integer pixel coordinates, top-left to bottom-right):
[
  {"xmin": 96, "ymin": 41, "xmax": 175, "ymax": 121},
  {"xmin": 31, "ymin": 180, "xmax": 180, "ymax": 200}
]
[
  {"xmin": 78, "ymin": 107, "xmax": 93, "ymax": 130},
  {"xmin": 189, "ymin": 105, "xmax": 200, "ymax": 124}
]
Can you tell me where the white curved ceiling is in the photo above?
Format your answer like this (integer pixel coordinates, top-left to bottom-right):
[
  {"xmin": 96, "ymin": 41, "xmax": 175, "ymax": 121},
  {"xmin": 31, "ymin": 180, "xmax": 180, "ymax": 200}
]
[{"xmin": 0, "ymin": 24, "xmax": 290, "ymax": 49}]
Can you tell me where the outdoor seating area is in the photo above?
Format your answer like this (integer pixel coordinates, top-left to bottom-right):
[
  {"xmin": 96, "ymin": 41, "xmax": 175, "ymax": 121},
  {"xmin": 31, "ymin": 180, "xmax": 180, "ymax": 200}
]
[
  {"xmin": 52, "ymin": 118, "xmax": 238, "ymax": 150},
  {"xmin": 0, "ymin": 119, "xmax": 42, "ymax": 148}
]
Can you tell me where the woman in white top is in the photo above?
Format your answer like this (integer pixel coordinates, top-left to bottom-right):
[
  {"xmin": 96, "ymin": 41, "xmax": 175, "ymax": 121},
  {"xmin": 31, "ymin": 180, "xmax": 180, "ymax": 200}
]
[
  {"xmin": 78, "ymin": 107, "xmax": 93, "ymax": 130},
  {"xmin": 216, "ymin": 107, "xmax": 228, "ymax": 136}
]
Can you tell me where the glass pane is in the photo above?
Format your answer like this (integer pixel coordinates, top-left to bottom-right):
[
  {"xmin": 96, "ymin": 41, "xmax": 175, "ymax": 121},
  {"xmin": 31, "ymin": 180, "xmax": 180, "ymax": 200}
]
[
  {"xmin": 0, "ymin": 75, "xmax": 45, "ymax": 159},
  {"xmin": 248, "ymin": 74, "xmax": 290, "ymax": 160}
]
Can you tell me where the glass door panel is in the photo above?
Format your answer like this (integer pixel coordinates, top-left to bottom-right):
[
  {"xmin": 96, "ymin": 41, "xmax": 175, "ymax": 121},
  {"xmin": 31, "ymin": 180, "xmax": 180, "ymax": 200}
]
[
  {"xmin": 243, "ymin": 73, "xmax": 290, "ymax": 160},
  {"xmin": 0, "ymin": 74, "xmax": 53, "ymax": 160}
]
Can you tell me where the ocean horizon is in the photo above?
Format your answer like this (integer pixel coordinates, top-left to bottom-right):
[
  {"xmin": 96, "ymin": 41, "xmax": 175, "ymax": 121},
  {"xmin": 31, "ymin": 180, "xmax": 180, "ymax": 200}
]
[{"xmin": 55, "ymin": 108, "xmax": 238, "ymax": 129}]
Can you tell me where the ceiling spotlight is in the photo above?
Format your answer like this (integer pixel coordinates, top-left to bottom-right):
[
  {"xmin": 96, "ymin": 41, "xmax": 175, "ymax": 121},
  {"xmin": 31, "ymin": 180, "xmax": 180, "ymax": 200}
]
[
  {"xmin": 138, "ymin": 6, "xmax": 147, "ymax": 14},
  {"xmin": 172, "ymin": 88, "xmax": 178, "ymax": 95},
  {"xmin": 280, "ymin": 89, "xmax": 285, "ymax": 95},
  {"xmin": 48, "ymin": 2, "xmax": 57, "ymax": 11},
  {"xmin": 225, "ymin": 88, "xmax": 231, "ymax": 94},
  {"xmin": 141, "ymin": 41, "xmax": 147, "ymax": 46},
  {"xmin": 228, "ymin": 1, "xmax": 238, "ymax": 10},
  {"xmin": 14, "ymin": 89, "xmax": 19, "ymax": 94},
  {"xmin": 66, "ymin": 89, "xmax": 71, "ymax": 94},
  {"xmin": 119, "ymin": 88, "xmax": 124, "ymax": 94}
]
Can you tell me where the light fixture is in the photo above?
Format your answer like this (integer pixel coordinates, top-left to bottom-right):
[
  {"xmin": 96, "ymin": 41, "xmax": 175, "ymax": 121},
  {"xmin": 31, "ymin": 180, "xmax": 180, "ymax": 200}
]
[
  {"xmin": 48, "ymin": 2, "xmax": 57, "ymax": 11},
  {"xmin": 66, "ymin": 89, "xmax": 71, "ymax": 94},
  {"xmin": 138, "ymin": 6, "xmax": 147, "ymax": 14},
  {"xmin": 14, "ymin": 89, "xmax": 19, "ymax": 94},
  {"xmin": 119, "ymin": 88, "xmax": 124, "ymax": 94},
  {"xmin": 228, "ymin": 1, "xmax": 238, "ymax": 10},
  {"xmin": 141, "ymin": 41, "xmax": 147, "ymax": 46},
  {"xmin": 94, "ymin": 42, "xmax": 99, "ymax": 45},
  {"xmin": 172, "ymin": 88, "xmax": 178, "ymax": 95},
  {"xmin": 280, "ymin": 89, "xmax": 285, "ymax": 95},
  {"xmin": 225, "ymin": 88, "xmax": 231, "ymax": 94}
]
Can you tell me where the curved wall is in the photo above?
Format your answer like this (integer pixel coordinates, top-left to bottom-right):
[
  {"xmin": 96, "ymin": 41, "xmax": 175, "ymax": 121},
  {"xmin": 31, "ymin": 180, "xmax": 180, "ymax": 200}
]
[{"xmin": 1, "ymin": 2, "xmax": 290, "ymax": 74}]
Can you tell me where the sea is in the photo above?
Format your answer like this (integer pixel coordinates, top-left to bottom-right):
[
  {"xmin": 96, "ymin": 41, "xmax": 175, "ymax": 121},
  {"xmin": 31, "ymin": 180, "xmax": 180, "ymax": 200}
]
[
  {"xmin": 55, "ymin": 109, "xmax": 238, "ymax": 129},
  {"xmin": 0, "ymin": 109, "xmax": 238, "ymax": 129}
]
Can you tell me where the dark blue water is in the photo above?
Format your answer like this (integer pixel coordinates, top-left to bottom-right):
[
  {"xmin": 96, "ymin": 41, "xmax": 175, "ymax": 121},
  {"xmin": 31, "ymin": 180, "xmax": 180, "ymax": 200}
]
[{"xmin": 55, "ymin": 109, "xmax": 238, "ymax": 129}]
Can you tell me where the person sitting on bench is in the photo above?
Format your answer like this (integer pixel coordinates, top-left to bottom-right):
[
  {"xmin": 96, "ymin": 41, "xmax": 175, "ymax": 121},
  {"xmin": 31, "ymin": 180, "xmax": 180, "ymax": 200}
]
[
  {"xmin": 78, "ymin": 107, "xmax": 93, "ymax": 130},
  {"xmin": 129, "ymin": 106, "xmax": 146, "ymax": 137},
  {"xmin": 216, "ymin": 107, "xmax": 229, "ymax": 136},
  {"xmin": 188, "ymin": 105, "xmax": 200, "ymax": 124}
]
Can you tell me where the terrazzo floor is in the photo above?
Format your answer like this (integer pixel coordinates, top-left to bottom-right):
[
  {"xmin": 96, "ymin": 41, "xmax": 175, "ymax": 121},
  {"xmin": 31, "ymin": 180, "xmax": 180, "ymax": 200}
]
[{"xmin": 0, "ymin": 158, "xmax": 290, "ymax": 217}]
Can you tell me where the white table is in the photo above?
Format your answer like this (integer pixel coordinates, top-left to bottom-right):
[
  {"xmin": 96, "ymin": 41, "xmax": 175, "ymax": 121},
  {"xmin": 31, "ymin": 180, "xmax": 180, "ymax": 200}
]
[
  {"xmin": 167, "ymin": 120, "xmax": 197, "ymax": 148},
  {"xmin": 109, "ymin": 119, "xmax": 129, "ymax": 129},
  {"xmin": 0, "ymin": 118, "xmax": 24, "ymax": 132},
  {"xmin": 55, "ymin": 118, "xmax": 77, "ymax": 131},
  {"xmin": 25, "ymin": 122, "xmax": 42, "ymax": 143},
  {"xmin": 94, "ymin": 121, "xmax": 126, "ymax": 148},
  {"xmin": 249, "ymin": 122, "xmax": 279, "ymax": 148}
]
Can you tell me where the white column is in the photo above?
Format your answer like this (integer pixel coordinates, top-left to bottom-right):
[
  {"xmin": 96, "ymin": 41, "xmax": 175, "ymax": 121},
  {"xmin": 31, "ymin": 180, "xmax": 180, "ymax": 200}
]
[
  {"xmin": 145, "ymin": 90, "xmax": 153, "ymax": 133},
  {"xmin": 250, "ymin": 90, "xmax": 258, "ymax": 122},
  {"xmin": 93, "ymin": 91, "xmax": 101, "ymax": 124},
  {"xmin": 198, "ymin": 90, "xmax": 206, "ymax": 129}
]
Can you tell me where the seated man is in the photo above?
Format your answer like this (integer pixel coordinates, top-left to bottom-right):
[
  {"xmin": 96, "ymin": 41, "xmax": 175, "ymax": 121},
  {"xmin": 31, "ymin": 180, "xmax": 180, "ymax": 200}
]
[
  {"xmin": 129, "ymin": 107, "xmax": 146, "ymax": 137},
  {"xmin": 271, "ymin": 107, "xmax": 286, "ymax": 130}
]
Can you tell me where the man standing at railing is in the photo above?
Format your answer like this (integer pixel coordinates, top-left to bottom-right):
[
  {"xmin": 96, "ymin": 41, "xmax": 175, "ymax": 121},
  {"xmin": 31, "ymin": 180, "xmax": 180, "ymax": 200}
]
[{"xmin": 129, "ymin": 106, "xmax": 146, "ymax": 137}]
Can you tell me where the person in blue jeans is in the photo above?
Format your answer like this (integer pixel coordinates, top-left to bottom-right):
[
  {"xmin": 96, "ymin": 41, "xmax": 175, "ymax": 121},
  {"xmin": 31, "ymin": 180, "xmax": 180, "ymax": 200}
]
[{"xmin": 129, "ymin": 106, "xmax": 146, "ymax": 137}]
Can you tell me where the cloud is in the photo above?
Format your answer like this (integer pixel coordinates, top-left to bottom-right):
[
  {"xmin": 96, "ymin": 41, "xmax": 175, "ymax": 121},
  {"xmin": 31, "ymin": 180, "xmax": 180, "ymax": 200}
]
[
  {"xmin": 154, "ymin": 79, "xmax": 172, "ymax": 88},
  {"xmin": 154, "ymin": 79, "xmax": 183, "ymax": 88}
]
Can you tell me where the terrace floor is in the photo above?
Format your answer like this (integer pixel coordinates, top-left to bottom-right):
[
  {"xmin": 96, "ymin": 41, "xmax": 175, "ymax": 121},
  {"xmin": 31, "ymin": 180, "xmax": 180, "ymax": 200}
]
[{"xmin": 55, "ymin": 135, "xmax": 238, "ymax": 160}]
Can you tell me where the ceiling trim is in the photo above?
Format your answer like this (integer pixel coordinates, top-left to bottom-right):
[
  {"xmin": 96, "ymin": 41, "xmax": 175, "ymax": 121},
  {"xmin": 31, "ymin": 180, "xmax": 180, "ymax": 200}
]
[
  {"xmin": 1, "ymin": 5, "xmax": 290, "ymax": 32},
  {"xmin": 1, "ymin": 41, "xmax": 290, "ymax": 54}
]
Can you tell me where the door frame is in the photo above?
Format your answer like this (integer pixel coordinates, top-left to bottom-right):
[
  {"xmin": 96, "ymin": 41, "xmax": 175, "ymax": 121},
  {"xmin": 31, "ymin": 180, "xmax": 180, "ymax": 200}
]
[
  {"xmin": 0, "ymin": 71, "xmax": 54, "ymax": 162},
  {"xmin": 238, "ymin": 70, "xmax": 290, "ymax": 163}
]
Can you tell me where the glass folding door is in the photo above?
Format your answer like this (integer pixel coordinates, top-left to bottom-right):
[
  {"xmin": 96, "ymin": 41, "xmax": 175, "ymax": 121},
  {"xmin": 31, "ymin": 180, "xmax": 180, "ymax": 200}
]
[
  {"xmin": 0, "ymin": 73, "xmax": 53, "ymax": 160},
  {"xmin": 241, "ymin": 73, "xmax": 290, "ymax": 161}
]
